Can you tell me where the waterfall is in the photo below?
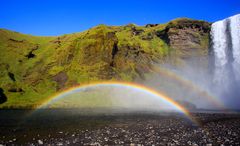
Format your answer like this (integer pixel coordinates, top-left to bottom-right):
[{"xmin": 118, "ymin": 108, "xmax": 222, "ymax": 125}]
[
  {"xmin": 211, "ymin": 14, "xmax": 240, "ymax": 87},
  {"xmin": 211, "ymin": 19, "xmax": 230, "ymax": 88},
  {"xmin": 230, "ymin": 14, "xmax": 240, "ymax": 81}
]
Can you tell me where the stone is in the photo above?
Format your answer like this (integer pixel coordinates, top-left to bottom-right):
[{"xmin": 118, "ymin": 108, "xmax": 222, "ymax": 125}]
[
  {"xmin": 0, "ymin": 88, "xmax": 7, "ymax": 104},
  {"xmin": 38, "ymin": 140, "xmax": 43, "ymax": 145}
]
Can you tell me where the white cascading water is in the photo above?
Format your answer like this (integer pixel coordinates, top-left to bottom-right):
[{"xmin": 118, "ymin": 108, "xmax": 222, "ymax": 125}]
[
  {"xmin": 211, "ymin": 19, "xmax": 230, "ymax": 89},
  {"xmin": 230, "ymin": 14, "xmax": 240, "ymax": 81},
  {"xmin": 211, "ymin": 14, "xmax": 240, "ymax": 90}
]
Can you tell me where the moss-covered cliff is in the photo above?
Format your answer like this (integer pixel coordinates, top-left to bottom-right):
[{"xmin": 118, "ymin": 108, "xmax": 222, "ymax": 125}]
[{"xmin": 0, "ymin": 18, "xmax": 211, "ymax": 108}]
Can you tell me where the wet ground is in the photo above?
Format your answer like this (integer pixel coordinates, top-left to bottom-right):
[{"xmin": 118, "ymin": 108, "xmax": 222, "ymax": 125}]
[{"xmin": 0, "ymin": 109, "xmax": 240, "ymax": 145}]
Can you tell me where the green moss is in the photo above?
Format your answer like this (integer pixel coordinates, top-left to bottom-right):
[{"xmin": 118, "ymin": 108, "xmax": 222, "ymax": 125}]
[
  {"xmin": 48, "ymin": 66, "xmax": 64, "ymax": 76},
  {"xmin": 0, "ymin": 18, "xmax": 210, "ymax": 108}
]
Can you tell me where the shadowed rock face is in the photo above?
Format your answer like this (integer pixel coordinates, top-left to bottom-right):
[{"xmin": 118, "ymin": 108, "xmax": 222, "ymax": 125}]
[
  {"xmin": 0, "ymin": 88, "xmax": 7, "ymax": 104},
  {"xmin": 8, "ymin": 87, "xmax": 23, "ymax": 93},
  {"xmin": 8, "ymin": 72, "xmax": 16, "ymax": 82},
  {"xmin": 157, "ymin": 18, "xmax": 211, "ymax": 59},
  {"xmin": 25, "ymin": 51, "xmax": 36, "ymax": 59},
  {"xmin": 53, "ymin": 72, "xmax": 68, "ymax": 90}
]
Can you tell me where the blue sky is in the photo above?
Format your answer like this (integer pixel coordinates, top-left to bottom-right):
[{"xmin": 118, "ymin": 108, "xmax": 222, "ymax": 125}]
[{"xmin": 1, "ymin": 0, "xmax": 240, "ymax": 36}]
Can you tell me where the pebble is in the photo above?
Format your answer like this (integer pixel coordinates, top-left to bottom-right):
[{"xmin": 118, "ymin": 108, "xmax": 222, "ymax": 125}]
[
  {"xmin": 57, "ymin": 142, "xmax": 63, "ymax": 146},
  {"xmin": 38, "ymin": 140, "xmax": 43, "ymax": 145}
]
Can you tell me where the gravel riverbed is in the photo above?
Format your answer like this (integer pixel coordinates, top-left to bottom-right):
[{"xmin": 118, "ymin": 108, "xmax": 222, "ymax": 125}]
[{"xmin": 0, "ymin": 110, "xmax": 239, "ymax": 145}]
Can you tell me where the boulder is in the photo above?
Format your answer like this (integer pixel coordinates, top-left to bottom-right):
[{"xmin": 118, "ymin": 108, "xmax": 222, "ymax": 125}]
[
  {"xmin": 0, "ymin": 88, "xmax": 7, "ymax": 104},
  {"xmin": 8, "ymin": 87, "xmax": 23, "ymax": 93}
]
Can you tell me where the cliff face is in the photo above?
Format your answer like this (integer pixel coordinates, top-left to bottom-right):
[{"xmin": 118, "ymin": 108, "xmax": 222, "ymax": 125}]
[
  {"xmin": 0, "ymin": 18, "xmax": 211, "ymax": 108},
  {"xmin": 157, "ymin": 18, "xmax": 210, "ymax": 60}
]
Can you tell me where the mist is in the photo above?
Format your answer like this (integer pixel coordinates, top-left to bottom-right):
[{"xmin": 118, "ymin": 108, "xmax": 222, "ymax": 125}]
[
  {"xmin": 142, "ymin": 14, "xmax": 240, "ymax": 111},
  {"xmin": 41, "ymin": 84, "xmax": 184, "ymax": 115},
  {"xmin": 144, "ymin": 58, "xmax": 220, "ymax": 110}
]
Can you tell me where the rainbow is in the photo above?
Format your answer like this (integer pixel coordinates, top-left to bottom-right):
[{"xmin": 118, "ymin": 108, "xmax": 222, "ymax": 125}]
[
  {"xmin": 36, "ymin": 81, "xmax": 197, "ymax": 123},
  {"xmin": 151, "ymin": 65, "xmax": 225, "ymax": 109}
]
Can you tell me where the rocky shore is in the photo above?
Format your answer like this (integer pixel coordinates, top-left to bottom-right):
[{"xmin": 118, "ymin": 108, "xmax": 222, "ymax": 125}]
[{"xmin": 0, "ymin": 110, "xmax": 239, "ymax": 145}]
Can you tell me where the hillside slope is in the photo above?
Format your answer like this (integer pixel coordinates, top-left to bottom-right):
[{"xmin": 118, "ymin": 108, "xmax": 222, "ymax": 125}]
[{"xmin": 0, "ymin": 18, "xmax": 210, "ymax": 108}]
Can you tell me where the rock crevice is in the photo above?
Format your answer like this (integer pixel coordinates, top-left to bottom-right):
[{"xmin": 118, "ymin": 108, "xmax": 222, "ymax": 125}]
[{"xmin": 0, "ymin": 88, "xmax": 7, "ymax": 104}]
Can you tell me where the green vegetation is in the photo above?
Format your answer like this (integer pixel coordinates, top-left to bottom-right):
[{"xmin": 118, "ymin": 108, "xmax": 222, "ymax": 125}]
[
  {"xmin": 45, "ymin": 88, "xmax": 114, "ymax": 108},
  {"xmin": 0, "ymin": 18, "xmax": 210, "ymax": 108}
]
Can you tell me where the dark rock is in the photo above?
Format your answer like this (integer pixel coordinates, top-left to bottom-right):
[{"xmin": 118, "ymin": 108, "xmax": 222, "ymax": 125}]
[
  {"xmin": 8, "ymin": 38, "xmax": 24, "ymax": 43},
  {"xmin": 53, "ymin": 72, "xmax": 68, "ymax": 90},
  {"xmin": 25, "ymin": 51, "xmax": 36, "ymax": 59},
  {"xmin": 25, "ymin": 45, "xmax": 38, "ymax": 59},
  {"xmin": 67, "ymin": 54, "xmax": 74, "ymax": 63},
  {"xmin": 145, "ymin": 24, "xmax": 158, "ymax": 28},
  {"xmin": 8, "ymin": 72, "xmax": 16, "ymax": 82},
  {"xmin": 132, "ymin": 27, "xmax": 144, "ymax": 36},
  {"xmin": 8, "ymin": 87, "xmax": 23, "ymax": 93},
  {"xmin": 110, "ymin": 42, "xmax": 119, "ymax": 67},
  {"xmin": 0, "ymin": 88, "xmax": 7, "ymax": 104}
]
